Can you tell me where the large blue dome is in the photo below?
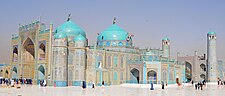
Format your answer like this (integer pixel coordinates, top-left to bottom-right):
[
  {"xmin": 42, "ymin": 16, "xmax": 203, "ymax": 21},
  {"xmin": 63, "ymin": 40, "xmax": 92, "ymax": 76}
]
[
  {"xmin": 54, "ymin": 32, "xmax": 67, "ymax": 39},
  {"xmin": 55, "ymin": 20, "xmax": 86, "ymax": 38},
  {"xmin": 74, "ymin": 34, "xmax": 86, "ymax": 41},
  {"xmin": 97, "ymin": 24, "xmax": 128, "ymax": 41}
]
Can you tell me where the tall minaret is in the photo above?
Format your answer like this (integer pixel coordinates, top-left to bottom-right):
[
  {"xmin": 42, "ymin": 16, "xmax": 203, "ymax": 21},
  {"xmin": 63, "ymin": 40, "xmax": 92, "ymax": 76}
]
[
  {"xmin": 162, "ymin": 37, "xmax": 170, "ymax": 59},
  {"xmin": 207, "ymin": 32, "xmax": 218, "ymax": 82}
]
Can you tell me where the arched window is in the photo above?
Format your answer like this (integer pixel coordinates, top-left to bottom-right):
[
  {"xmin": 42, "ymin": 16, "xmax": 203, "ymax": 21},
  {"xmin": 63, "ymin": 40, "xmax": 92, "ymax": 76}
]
[
  {"xmin": 39, "ymin": 42, "xmax": 46, "ymax": 60},
  {"xmin": 113, "ymin": 55, "xmax": 118, "ymax": 67},
  {"xmin": 106, "ymin": 42, "xmax": 110, "ymax": 47},
  {"xmin": 13, "ymin": 67, "xmax": 17, "ymax": 73},
  {"xmin": 12, "ymin": 46, "xmax": 18, "ymax": 62},
  {"xmin": 112, "ymin": 42, "xmax": 117, "ymax": 46},
  {"xmin": 118, "ymin": 42, "xmax": 123, "ymax": 46},
  {"xmin": 114, "ymin": 72, "xmax": 118, "ymax": 80}
]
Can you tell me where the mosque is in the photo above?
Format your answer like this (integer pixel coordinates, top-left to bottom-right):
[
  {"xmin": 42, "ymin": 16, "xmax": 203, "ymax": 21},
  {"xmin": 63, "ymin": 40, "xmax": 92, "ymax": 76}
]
[{"xmin": 8, "ymin": 15, "xmax": 219, "ymax": 87}]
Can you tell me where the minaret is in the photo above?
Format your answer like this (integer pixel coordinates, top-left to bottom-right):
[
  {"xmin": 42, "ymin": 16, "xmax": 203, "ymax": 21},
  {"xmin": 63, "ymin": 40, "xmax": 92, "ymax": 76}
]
[
  {"xmin": 207, "ymin": 32, "xmax": 218, "ymax": 82},
  {"xmin": 162, "ymin": 37, "xmax": 170, "ymax": 59},
  {"xmin": 47, "ymin": 23, "xmax": 53, "ymax": 85}
]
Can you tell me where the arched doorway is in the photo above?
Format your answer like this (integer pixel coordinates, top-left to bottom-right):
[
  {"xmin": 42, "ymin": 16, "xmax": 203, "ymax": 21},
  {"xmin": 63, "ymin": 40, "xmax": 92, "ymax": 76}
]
[
  {"xmin": 12, "ymin": 67, "xmax": 17, "ymax": 79},
  {"xmin": 39, "ymin": 43, "xmax": 46, "ymax": 60},
  {"xmin": 200, "ymin": 74, "xmax": 206, "ymax": 80},
  {"xmin": 185, "ymin": 62, "xmax": 192, "ymax": 82},
  {"xmin": 162, "ymin": 70, "xmax": 167, "ymax": 82},
  {"xmin": 147, "ymin": 70, "xmax": 157, "ymax": 84},
  {"xmin": 5, "ymin": 70, "xmax": 9, "ymax": 78},
  {"xmin": 22, "ymin": 37, "xmax": 35, "ymax": 79},
  {"xmin": 200, "ymin": 64, "xmax": 206, "ymax": 71},
  {"xmin": 38, "ymin": 65, "xmax": 45, "ymax": 80},
  {"xmin": 12, "ymin": 47, "xmax": 18, "ymax": 62},
  {"xmin": 130, "ymin": 68, "xmax": 139, "ymax": 84}
]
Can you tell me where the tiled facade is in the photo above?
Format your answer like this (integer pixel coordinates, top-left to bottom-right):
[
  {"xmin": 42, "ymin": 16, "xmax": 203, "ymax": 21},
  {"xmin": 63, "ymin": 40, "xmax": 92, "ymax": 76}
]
[{"xmin": 10, "ymin": 16, "xmax": 185, "ymax": 87}]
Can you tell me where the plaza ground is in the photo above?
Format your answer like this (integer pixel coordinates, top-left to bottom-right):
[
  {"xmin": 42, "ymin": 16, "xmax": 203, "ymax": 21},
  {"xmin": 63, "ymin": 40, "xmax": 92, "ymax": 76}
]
[{"xmin": 0, "ymin": 83, "xmax": 224, "ymax": 96}]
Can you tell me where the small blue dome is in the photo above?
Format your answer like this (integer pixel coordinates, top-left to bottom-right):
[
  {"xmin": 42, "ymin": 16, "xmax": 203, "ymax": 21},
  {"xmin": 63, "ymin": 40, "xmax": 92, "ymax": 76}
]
[
  {"xmin": 97, "ymin": 24, "xmax": 128, "ymax": 41},
  {"xmin": 56, "ymin": 20, "xmax": 86, "ymax": 37},
  {"xmin": 162, "ymin": 37, "xmax": 169, "ymax": 41},
  {"xmin": 54, "ymin": 32, "xmax": 67, "ymax": 39},
  {"xmin": 208, "ymin": 32, "xmax": 216, "ymax": 35},
  {"xmin": 74, "ymin": 34, "xmax": 86, "ymax": 41}
]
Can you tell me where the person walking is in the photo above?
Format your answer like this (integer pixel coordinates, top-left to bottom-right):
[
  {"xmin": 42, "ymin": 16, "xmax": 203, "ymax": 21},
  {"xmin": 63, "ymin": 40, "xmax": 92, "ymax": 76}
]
[
  {"xmin": 195, "ymin": 83, "xmax": 197, "ymax": 90},
  {"xmin": 161, "ymin": 81, "xmax": 164, "ymax": 89},
  {"xmin": 92, "ymin": 82, "xmax": 95, "ymax": 89},
  {"xmin": 102, "ymin": 81, "xmax": 105, "ymax": 87}
]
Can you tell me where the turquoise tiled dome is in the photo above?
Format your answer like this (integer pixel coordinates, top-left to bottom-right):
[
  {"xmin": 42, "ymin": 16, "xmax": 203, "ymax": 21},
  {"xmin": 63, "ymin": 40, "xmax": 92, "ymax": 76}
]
[
  {"xmin": 208, "ymin": 32, "xmax": 216, "ymax": 35},
  {"xmin": 74, "ymin": 34, "xmax": 86, "ymax": 41},
  {"xmin": 162, "ymin": 37, "xmax": 169, "ymax": 41},
  {"xmin": 97, "ymin": 24, "xmax": 128, "ymax": 41},
  {"xmin": 54, "ymin": 32, "xmax": 67, "ymax": 39},
  {"xmin": 55, "ymin": 20, "xmax": 86, "ymax": 38}
]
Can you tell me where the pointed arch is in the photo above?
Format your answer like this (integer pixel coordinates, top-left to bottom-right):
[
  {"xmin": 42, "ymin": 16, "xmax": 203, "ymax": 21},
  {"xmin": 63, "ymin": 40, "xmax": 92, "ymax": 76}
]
[
  {"xmin": 38, "ymin": 65, "xmax": 45, "ymax": 75},
  {"xmin": 38, "ymin": 65, "xmax": 45, "ymax": 80},
  {"xmin": 13, "ymin": 67, "xmax": 17, "ymax": 73},
  {"xmin": 12, "ymin": 47, "xmax": 18, "ymax": 62},
  {"xmin": 147, "ymin": 70, "xmax": 157, "ymax": 84},
  {"xmin": 23, "ymin": 37, "xmax": 35, "ymax": 57},
  {"xmin": 200, "ymin": 74, "xmax": 206, "ymax": 80},
  {"xmin": 185, "ymin": 62, "xmax": 192, "ymax": 82},
  {"xmin": 39, "ymin": 42, "xmax": 46, "ymax": 59},
  {"xmin": 130, "ymin": 68, "xmax": 140, "ymax": 83},
  {"xmin": 5, "ymin": 70, "xmax": 8, "ymax": 74},
  {"xmin": 39, "ymin": 43, "xmax": 46, "ymax": 53}
]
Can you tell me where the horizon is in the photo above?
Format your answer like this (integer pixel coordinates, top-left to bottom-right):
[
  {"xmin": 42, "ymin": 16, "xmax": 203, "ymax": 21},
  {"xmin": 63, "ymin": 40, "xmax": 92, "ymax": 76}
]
[{"xmin": 0, "ymin": 0, "xmax": 225, "ymax": 63}]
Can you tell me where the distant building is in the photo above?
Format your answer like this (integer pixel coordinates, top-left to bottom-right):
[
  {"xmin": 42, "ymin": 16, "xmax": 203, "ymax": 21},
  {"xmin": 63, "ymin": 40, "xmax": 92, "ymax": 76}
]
[
  {"xmin": 178, "ymin": 32, "xmax": 222, "ymax": 82},
  {"xmin": 178, "ymin": 51, "xmax": 206, "ymax": 82}
]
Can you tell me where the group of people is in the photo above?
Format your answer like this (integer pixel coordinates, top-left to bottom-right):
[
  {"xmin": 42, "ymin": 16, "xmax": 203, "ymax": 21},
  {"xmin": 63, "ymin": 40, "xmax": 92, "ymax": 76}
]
[
  {"xmin": 81, "ymin": 81, "xmax": 105, "ymax": 89},
  {"xmin": 191, "ymin": 80, "xmax": 206, "ymax": 90},
  {"xmin": 0, "ymin": 78, "xmax": 32, "ymax": 88},
  {"xmin": 217, "ymin": 79, "xmax": 225, "ymax": 85},
  {"xmin": 0, "ymin": 78, "xmax": 14, "ymax": 86}
]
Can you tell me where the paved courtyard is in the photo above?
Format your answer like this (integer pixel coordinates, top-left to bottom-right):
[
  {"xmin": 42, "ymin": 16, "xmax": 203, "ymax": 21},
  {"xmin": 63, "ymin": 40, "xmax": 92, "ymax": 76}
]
[{"xmin": 0, "ymin": 83, "xmax": 224, "ymax": 96}]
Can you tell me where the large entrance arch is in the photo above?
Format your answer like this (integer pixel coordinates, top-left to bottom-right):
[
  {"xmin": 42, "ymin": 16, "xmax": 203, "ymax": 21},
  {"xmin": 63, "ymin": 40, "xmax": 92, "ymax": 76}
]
[
  {"xmin": 185, "ymin": 62, "xmax": 192, "ymax": 82},
  {"xmin": 130, "ymin": 68, "xmax": 139, "ymax": 83},
  {"xmin": 147, "ymin": 70, "xmax": 157, "ymax": 84},
  {"xmin": 22, "ymin": 37, "xmax": 35, "ymax": 79}
]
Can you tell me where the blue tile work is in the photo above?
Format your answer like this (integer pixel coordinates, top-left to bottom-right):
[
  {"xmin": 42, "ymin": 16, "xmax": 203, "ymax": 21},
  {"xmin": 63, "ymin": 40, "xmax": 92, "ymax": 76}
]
[
  {"xmin": 73, "ymin": 81, "xmax": 82, "ymax": 86},
  {"xmin": 55, "ymin": 81, "xmax": 67, "ymax": 87}
]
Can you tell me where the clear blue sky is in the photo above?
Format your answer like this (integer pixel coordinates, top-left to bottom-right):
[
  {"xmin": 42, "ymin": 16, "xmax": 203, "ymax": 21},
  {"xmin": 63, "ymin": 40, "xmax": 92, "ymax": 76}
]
[{"xmin": 0, "ymin": 0, "xmax": 225, "ymax": 63}]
